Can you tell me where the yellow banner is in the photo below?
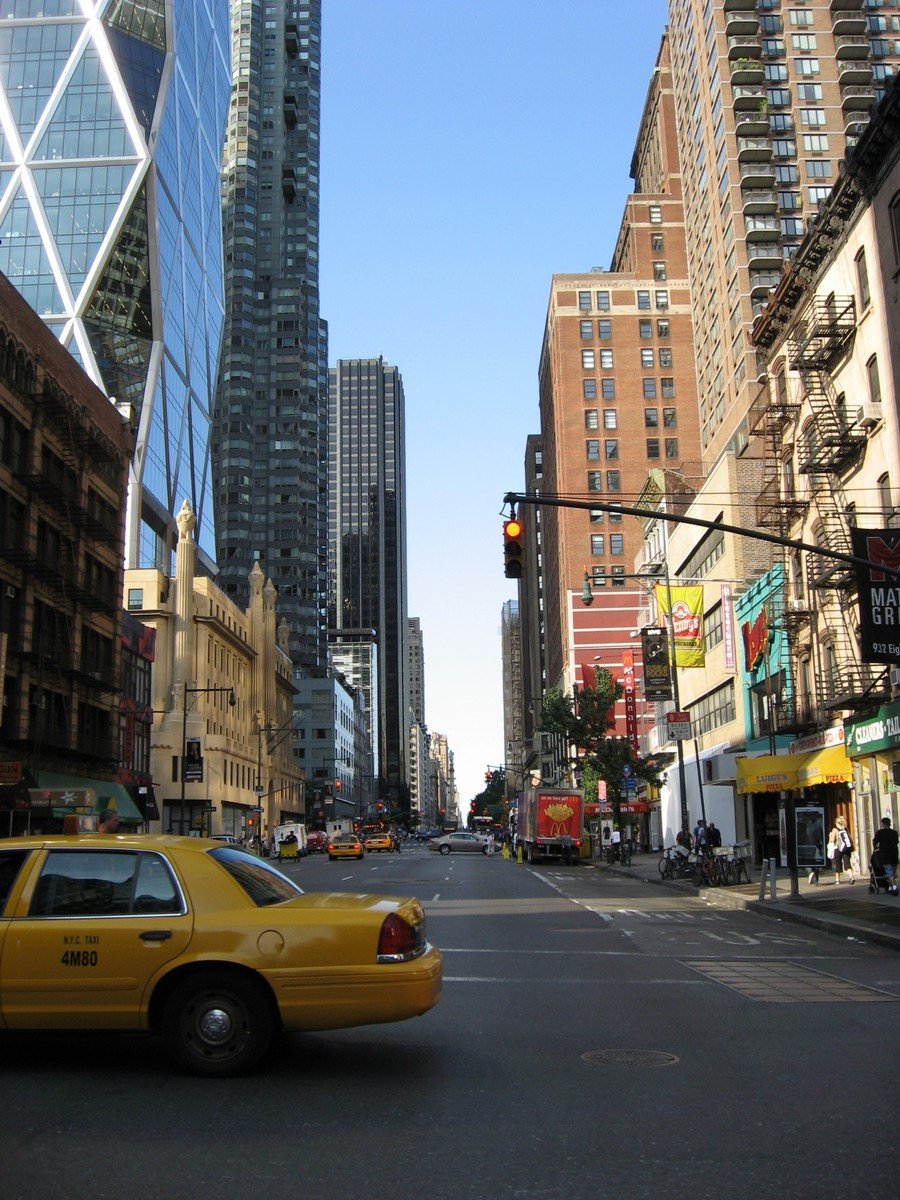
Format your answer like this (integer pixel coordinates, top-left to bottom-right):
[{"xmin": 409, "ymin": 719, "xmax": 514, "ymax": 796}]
[{"xmin": 655, "ymin": 585, "xmax": 705, "ymax": 668}]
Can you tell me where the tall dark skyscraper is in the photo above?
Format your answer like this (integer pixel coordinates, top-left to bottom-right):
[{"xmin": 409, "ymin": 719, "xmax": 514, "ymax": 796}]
[
  {"xmin": 213, "ymin": 0, "xmax": 328, "ymax": 669},
  {"xmin": 328, "ymin": 358, "xmax": 409, "ymax": 812}
]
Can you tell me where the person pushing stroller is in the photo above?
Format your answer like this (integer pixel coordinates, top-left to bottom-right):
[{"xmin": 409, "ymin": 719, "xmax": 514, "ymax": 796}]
[{"xmin": 871, "ymin": 817, "xmax": 899, "ymax": 896}]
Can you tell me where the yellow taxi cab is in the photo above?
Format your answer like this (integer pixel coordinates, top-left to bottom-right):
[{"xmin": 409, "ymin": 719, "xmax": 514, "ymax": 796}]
[
  {"xmin": 0, "ymin": 835, "xmax": 442, "ymax": 1076},
  {"xmin": 327, "ymin": 833, "xmax": 365, "ymax": 860},
  {"xmin": 364, "ymin": 832, "xmax": 394, "ymax": 853}
]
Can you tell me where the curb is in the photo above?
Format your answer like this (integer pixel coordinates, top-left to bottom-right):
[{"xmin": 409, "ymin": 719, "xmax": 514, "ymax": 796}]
[{"xmin": 591, "ymin": 859, "xmax": 900, "ymax": 953}]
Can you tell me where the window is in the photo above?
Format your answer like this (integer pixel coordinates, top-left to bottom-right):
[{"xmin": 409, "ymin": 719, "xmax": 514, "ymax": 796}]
[
  {"xmin": 781, "ymin": 217, "xmax": 804, "ymax": 236},
  {"xmin": 600, "ymin": 349, "xmax": 614, "ymax": 369},
  {"xmin": 653, "ymin": 262, "xmax": 667, "ymax": 281},
  {"xmin": 789, "ymin": 9, "xmax": 813, "ymax": 27},
  {"xmin": 645, "ymin": 408, "xmax": 659, "ymax": 427},
  {"xmin": 605, "ymin": 439, "xmax": 619, "ymax": 460},
  {"xmin": 612, "ymin": 566, "xmax": 626, "ymax": 587},
  {"xmin": 794, "ymin": 58, "xmax": 820, "ymax": 76},
  {"xmin": 659, "ymin": 348, "xmax": 673, "ymax": 368},
  {"xmin": 589, "ymin": 508, "xmax": 604, "ymax": 524},
  {"xmin": 802, "ymin": 134, "xmax": 828, "ymax": 153},
  {"xmin": 856, "ymin": 248, "xmax": 871, "ymax": 310},
  {"xmin": 768, "ymin": 87, "xmax": 791, "ymax": 107},
  {"xmin": 592, "ymin": 566, "xmax": 607, "ymax": 588},
  {"xmin": 30, "ymin": 851, "xmax": 182, "ymax": 918},
  {"xmin": 661, "ymin": 377, "xmax": 675, "ymax": 398},
  {"xmin": 608, "ymin": 504, "xmax": 623, "ymax": 524},
  {"xmin": 582, "ymin": 350, "xmax": 595, "ymax": 369},
  {"xmin": 596, "ymin": 290, "xmax": 610, "ymax": 311},
  {"xmin": 651, "ymin": 232, "xmax": 664, "ymax": 252},
  {"xmin": 639, "ymin": 319, "xmax": 653, "ymax": 339},
  {"xmin": 637, "ymin": 290, "xmax": 651, "ymax": 310},
  {"xmin": 127, "ymin": 588, "xmax": 144, "ymax": 611},
  {"xmin": 666, "ymin": 438, "xmax": 679, "ymax": 459},
  {"xmin": 591, "ymin": 535, "xmax": 605, "ymax": 556},
  {"xmin": 598, "ymin": 319, "xmax": 612, "ymax": 340},
  {"xmin": 586, "ymin": 439, "xmax": 600, "ymax": 460},
  {"xmin": 610, "ymin": 534, "xmax": 624, "ymax": 555},
  {"xmin": 578, "ymin": 290, "xmax": 592, "ymax": 311},
  {"xmin": 643, "ymin": 378, "xmax": 658, "ymax": 399},
  {"xmin": 770, "ymin": 113, "xmax": 794, "ymax": 133},
  {"xmin": 587, "ymin": 472, "xmax": 602, "ymax": 492},
  {"xmin": 603, "ymin": 409, "xmax": 617, "ymax": 429},
  {"xmin": 772, "ymin": 138, "xmax": 796, "ymax": 158},
  {"xmin": 806, "ymin": 159, "xmax": 832, "ymax": 178},
  {"xmin": 778, "ymin": 189, "xmax": 801, "ymax": 210},
  {"xmin": 868, "ymin": 355, "xmax": 882, "ymax": 407},
  {"xmin": 601, "ymin": 378, "xmax": 616, "ymax": 400},
  {"xmin": 800, "ymin": 108, "xmax": 826, "ymax": 127},
  {"xmin": 649, "ymin": 205, "xmax": 662, "ymax": 223},
  {"xmin": 584, "ymin": 409, "xmax": 599, "ymax": 430},
  {"xmin": 583, "ymin": 378, "xmax": 597, "ymax": 400},
  {"xmin": 641, "ymin": 348, "xmax": 655, "ymax": 368},
  {"xmin": 796, "ymin": 82, "xmax": 822, "ymax": 101},
  {"xmin": 580, "ymin": 320, "xmax": 593, "ymax": 340},
  {"xmin": 808, "ymin": 186, "xmax": 832, "ymax": 205},
  {"xmin": 606, "ymin": 471, "xmax": 621, "ymax": 493},
  {"xmin": 878, "ymin": 473, "xmax": 895, "ymax": 524},
  {"xmin": 657, "ymin": 318, "xmax": 670, "ymax": 338},
  {"xmin": 776, "ymin": 164, "xmax": 800, "ymax": 184},
  {"xmin": 663, "ymin": 408, "xmax": 677, "ymax": 427},
  {"xmin": 647, "ymin": 438, "xmax": 660, "ymax": 458},
  {"xmin": 791, "ymin": 33, "xmax": 816, "ymax": 51}
]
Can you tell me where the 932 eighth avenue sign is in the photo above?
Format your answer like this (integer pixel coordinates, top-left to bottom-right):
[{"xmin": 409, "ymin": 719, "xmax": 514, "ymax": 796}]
[{"xmin": 851, "ymin": 528, "xmax": 900, "ymax": 664}]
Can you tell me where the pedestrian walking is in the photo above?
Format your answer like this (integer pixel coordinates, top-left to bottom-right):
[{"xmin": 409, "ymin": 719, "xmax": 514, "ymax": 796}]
[
  {"xmin": 693, "ymin": 818, "xmax": 708, "ymax": 853},
  {"xmin": 560, "ymin": 830, "xmax": 572, "ymax": 865},
  {"xmin": 828, "ymin": 816, "xmax": 854, "ymax": 884},
  {"xmin": 707, "ymin": 821, "xmax": 722, "ymax": 849},
  {"xmin": 873, "ymin": 816, "xmax": 899, "ymax": 896},
  {"xmin": 486, "ymin": 832, "xmax": 495, "ymax": 856}
]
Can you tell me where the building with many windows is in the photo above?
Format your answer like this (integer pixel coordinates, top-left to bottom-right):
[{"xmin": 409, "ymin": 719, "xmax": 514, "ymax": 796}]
[
  {"xmin": 0, "ymin": 0, "xmax": 231, "ymax": 573},
  {"xmin": 328, "ymin": 358, "xmax": 409, "ymax": 814},
  {"xmin": 213, "ymin": 0, "xmax": 328, "ymax": 670}
]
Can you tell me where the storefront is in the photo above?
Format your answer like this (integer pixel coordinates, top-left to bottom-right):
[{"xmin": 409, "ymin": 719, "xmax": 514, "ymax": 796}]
[
  {"xmin": 736, "ymin": 739, "xmax": 853, "ymax": 867},
  {"xmin": 0, "ymin": 768, "xmax": 145, "ymax": 837},
  {"xmin": 844, "ymin": 700, "xmax": 900, "ymax": 865}
]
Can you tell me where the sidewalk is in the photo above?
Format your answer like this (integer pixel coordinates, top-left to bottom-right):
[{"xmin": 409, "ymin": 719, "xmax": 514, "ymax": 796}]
[{"xmin": 590, "ymin": 850, "xmax": 900, "ymax": 952}]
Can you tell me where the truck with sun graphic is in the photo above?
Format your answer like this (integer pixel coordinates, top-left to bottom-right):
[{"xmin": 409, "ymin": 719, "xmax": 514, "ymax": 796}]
[{"xmin": 515, "ymin": 788, "xmax": 584, "ymax": 864}]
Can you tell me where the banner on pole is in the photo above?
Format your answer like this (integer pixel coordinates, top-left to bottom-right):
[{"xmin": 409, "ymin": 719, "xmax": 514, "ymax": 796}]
[
  {"xmin": 655, "ymin": 585, "xmax": 705, "ymax": 668},
  {"xmin": 851, "ymin": 527, "xmax": 900, "ymax": 663}
]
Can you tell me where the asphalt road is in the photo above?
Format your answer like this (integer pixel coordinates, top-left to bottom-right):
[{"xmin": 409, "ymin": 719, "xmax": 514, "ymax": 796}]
[{"xmin": 2, "ymin": 844, "xmax": 897, "ymax": 1200}]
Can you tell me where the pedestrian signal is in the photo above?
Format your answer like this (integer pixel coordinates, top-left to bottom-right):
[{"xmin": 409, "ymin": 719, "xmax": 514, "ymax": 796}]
[{"xmin": 503, "ymin": 517, "xmax": 525, "ymax": 579}]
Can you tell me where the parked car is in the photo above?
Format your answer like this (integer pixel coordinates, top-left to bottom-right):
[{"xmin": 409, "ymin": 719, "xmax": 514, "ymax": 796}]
[
  {"xmin": 306, "ymin": 830, "xmax": 328, "ymax": 853},
  {"xmin": 0, "ymin": 835, "xmax": 442, "ymax": 1076},
  {"xmin": 427, "ymin": 831, "xmax": 489, "ymax": 856},
  {"xmin": 364, "ymin": 832, "xmax": 394, "ymax": 853}
]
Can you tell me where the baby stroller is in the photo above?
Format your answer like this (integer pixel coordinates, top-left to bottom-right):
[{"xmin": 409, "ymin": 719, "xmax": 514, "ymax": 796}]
[{"xmin": 868, "ymin": 850, "xmax": 894, "ymax": 895}]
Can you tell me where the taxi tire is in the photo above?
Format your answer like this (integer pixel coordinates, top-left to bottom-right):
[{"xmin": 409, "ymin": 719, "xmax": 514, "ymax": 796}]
[{"xmin": 162, "ymin": 970, "xmax": 273, "ymax": 1077}]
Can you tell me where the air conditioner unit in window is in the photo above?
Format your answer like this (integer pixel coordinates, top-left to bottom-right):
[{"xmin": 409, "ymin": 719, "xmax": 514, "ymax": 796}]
[
  {"xmin": 788, "ymin": 598, "xmax": 807, "ymax": 612},
  {"xmin": 890, "ymin": 666, "xmax": 900, "ymax": 689},
  {"xmin": 853, "ymin": 401, "xmax": 882, "ymax": 430}
]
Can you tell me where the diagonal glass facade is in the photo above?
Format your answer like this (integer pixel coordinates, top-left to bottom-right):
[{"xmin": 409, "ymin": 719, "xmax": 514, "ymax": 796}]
[{"xmin": 0, "ymin": 0, "xmax": 230, "ymax": 571}]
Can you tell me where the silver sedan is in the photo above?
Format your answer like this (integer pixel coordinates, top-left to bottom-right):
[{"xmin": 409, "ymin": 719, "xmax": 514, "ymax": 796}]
[{"xmin": 428, "ymin": 831, "xmax": 490, "ymax": 855}]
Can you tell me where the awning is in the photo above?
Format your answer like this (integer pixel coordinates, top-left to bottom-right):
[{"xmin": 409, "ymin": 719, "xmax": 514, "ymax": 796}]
[
  {"xmin": 796, "ymin": 745, "xmax": 852, "ymax": 788},
  {"xmin": 736, "ymin": 745, "xmax": 852, "ymax": 795},
  {"xmin": 28, "ymin": 772, "xmax": 144, "ymax": 824}
]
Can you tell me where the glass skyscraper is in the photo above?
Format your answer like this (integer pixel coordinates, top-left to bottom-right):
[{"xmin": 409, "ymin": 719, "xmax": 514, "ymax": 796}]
[
  {"xmin": 213, "ymin": 0, "xmax": 328, "ymax": 671},
  {"xmin": 0, "ymin": 0, "xmax": 231, "ymax": 571}
]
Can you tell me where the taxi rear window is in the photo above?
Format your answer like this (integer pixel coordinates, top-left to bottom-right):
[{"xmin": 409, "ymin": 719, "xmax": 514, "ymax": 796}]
[{"xmin": 210, "ymin": 847, "xmax": 303, "ymax": 906}]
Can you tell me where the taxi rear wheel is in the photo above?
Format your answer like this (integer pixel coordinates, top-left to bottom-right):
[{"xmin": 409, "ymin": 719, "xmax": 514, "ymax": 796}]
[{"xmin": 163, "ymin": 971, "xmax": 273, "ymax": 1077}]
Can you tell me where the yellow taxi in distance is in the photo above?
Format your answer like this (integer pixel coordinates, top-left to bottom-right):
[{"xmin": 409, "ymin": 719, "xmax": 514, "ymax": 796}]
[
  {"xmin": 364, "ymin": 832, "xmax": 394, "ymax": 853},
  {"xmin": 327, "ymin": 833, "xmax": 365, "ymax": 860},
  {"xmin": 0, "ymin": 835, "xmax": 442, "ymax": 1076}
]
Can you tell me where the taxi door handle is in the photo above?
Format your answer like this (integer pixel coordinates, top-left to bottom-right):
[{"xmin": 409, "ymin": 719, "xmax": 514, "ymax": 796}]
[{"xmin": 139, "ymin": 930, "xmax": 172, "ymax": 941}]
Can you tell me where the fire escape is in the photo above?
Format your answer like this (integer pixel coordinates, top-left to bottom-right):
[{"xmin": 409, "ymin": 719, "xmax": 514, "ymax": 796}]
[{"xmin": 752, "ymin": 294, "xmax": 885, "ymax": 724}]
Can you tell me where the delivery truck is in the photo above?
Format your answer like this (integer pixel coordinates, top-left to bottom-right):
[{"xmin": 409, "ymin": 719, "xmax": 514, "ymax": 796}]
[{"xmin": 516, "ymin": 787, "xmax": 584, "ymax": 863}]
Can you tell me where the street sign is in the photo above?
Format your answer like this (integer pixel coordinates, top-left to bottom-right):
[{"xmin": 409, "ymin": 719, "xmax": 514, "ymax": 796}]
[{"xmin": 666, "ymin": 710, "xmax": 692, "ymax": 740}]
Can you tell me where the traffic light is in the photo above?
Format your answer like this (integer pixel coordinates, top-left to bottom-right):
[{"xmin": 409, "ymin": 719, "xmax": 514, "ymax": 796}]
[{"xmin": 503, "ymin": 516, "xmax": 525, "ymax": 579}]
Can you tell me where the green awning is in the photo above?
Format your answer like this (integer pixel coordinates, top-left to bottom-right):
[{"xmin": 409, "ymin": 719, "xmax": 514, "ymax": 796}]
[{"xmin": 28, "ymin": 772, "xmax": 144, "ymax": 824}]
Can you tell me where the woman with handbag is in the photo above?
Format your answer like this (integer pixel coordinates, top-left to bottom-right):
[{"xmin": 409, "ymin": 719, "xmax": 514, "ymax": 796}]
[{"xmin": 828, "ymin": 815, "xmax": 854, "ymax": 885}]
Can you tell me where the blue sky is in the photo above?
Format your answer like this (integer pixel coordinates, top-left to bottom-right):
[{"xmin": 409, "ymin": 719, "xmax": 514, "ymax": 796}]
[{"xmin": 319, "ymin": 0, "xmax": 669, "ymax": 805}]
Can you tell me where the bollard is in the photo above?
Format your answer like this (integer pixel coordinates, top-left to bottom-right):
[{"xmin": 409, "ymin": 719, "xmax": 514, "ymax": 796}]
[
  {"xmin": 769, "ymin": 857, "xmax": 777, "ymax": 900},
  {"xmin": 758, "ymin": 857, "xmax": 779, "ymax": 901},
  {"xmin": 517, "ymin": 844, "xmax": 524, "ymax": 865}
]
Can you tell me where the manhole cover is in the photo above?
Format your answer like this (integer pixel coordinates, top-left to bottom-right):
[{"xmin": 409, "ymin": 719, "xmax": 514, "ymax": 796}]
[{"xmin": 581, "ymin": 1049, "xmax": 679, "ymax": 1067}]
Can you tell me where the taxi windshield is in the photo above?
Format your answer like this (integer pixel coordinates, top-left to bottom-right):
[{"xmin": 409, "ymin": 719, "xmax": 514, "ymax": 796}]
[{"xmin": 210, "ymin": 847, "xmax": 303, "ymax": 906}]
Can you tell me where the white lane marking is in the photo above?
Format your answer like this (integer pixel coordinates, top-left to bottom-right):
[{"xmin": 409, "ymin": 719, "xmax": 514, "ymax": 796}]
[
  {"xmin": 432, "ymin": 893, "xmax": 441, "ymax": 901},
  {"xmin": 444, "ymin": 976, "xmax": 707, "ymax": 984}
]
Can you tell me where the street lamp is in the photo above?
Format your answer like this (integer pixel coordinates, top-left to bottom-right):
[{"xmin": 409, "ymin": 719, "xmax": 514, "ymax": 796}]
[{"xmin": 180, "ymin": 685, "xmax": 236, "ymax": 836}]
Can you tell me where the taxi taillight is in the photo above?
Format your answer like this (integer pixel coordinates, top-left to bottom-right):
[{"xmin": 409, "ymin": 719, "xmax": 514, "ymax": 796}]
[{"xmin": 376, "ymin": 912, "xmax": 424, "ymax": 962}]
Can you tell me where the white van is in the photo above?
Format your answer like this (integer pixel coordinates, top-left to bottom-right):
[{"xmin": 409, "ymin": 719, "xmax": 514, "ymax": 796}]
[{"xmin": 272, "ymin": 822, "xmax": 308, "ymax": 859}]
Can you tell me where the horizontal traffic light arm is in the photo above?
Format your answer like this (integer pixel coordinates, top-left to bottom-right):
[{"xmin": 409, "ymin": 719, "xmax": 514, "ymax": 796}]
[{"xmin": 503, "ymin": 491, "xmax": 900, "ymax": 581}]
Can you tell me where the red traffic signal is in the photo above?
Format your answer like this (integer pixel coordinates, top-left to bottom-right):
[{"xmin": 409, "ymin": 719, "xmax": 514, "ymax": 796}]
[{"xmin": 503, "ymin": 517, "xmax": 525, "ymax": 579}]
